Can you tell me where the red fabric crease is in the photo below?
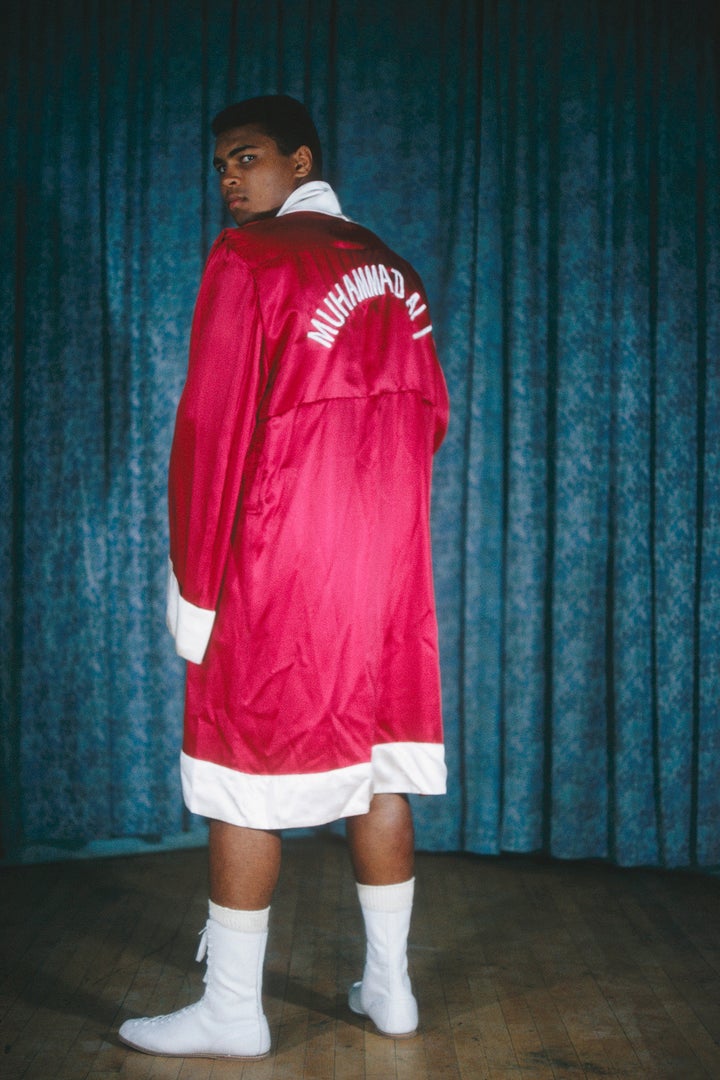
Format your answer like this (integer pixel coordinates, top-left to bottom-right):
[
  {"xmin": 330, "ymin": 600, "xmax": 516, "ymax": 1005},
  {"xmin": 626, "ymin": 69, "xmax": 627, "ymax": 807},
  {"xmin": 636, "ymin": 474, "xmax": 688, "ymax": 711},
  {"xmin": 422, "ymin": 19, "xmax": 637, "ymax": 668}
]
[{"xmin": 169, "ymin": 212, "xmax": 449, "ymax": 809}]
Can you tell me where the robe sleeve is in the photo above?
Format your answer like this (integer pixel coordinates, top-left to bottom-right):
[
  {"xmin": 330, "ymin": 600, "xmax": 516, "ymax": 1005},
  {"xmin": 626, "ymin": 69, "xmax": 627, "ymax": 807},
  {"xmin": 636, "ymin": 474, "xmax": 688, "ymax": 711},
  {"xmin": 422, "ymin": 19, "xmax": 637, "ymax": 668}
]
[{"xmin": 167, "ymin": 237, "xmax": 265, "ymax": 664}]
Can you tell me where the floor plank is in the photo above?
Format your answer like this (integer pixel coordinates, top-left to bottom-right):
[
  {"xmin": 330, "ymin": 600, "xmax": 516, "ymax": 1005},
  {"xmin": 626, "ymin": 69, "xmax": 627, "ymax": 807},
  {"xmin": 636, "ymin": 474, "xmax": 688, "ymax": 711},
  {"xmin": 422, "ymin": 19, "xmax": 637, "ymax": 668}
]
[{"xmin": 1, "ymin": 838, "xmax": 719, "ymax": 1079}]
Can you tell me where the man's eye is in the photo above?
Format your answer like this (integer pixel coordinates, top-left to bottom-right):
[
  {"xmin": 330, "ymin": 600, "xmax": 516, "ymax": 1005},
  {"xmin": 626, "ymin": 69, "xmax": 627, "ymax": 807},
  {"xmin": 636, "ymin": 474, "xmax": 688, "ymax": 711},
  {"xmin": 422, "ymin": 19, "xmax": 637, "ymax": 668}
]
[
  {"xmin": 215, "ymin": 164, "xmax": 226, "ymax": 175},
  {"xmin": 240, "ymin": 154, "xmax": 256, "ymax": 164}
]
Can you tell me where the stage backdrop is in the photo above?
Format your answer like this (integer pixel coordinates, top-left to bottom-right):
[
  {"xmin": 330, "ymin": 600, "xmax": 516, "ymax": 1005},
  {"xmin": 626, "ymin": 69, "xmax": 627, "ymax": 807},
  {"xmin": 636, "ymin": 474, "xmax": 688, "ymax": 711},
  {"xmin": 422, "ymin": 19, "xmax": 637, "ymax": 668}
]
[{"xmin": 2, "ymin": 1, "xmax": 719, "ymax": 868}]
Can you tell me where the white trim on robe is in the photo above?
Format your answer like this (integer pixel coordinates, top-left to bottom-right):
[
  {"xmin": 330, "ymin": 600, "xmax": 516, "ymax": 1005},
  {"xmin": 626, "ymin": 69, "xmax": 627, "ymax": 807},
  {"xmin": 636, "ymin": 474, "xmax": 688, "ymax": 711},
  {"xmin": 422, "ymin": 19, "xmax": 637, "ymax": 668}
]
[
  {"xmin": 166, "ymin": 560, "xmax": 216, "ymax": 664},
  {"xmin": 180, "ymin": 742, "xmax": 447, "ymax": 830},
  {"xmin": 277, "ymin": 181, "xmax": 349, "ymax": 220}
]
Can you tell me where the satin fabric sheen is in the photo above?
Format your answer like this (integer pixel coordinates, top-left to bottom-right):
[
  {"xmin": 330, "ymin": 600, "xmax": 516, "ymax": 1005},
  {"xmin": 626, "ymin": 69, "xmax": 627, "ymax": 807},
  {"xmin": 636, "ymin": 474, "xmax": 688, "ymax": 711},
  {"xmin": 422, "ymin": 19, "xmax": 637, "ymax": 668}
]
[{"xmin": 168, "ymin": 209, "xmax": 449, "ymax": 827}]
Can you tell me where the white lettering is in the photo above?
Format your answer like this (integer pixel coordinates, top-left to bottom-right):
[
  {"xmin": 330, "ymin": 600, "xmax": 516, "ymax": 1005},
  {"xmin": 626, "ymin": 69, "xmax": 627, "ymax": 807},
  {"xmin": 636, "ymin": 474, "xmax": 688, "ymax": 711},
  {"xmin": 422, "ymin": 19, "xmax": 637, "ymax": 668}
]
[
  {"xmin": 306, "ymin": 265, "xmax": 424, "ymax": 349},
  {"xmin": 308, "ymin": 317, "xmax": 338, "ymax": 348},
  {"xmin": 327, "ymin": 282, "xmax": 353, "ymax": 318},
  {"xmin": 364, "ymin": 264, "xmax": 383, "ymax": 296},
  {"xmin": 378, "ymin": 264, "xmax": 394, "ymax": 294},
  {"xmin": 405, "ymin": 292, "xmax": 427, "ymax": 321},
  {"xmin": 412, "ymin": 324, "xmax": 433, "ymax": 340},
  {"xmin": 391, "ymin": 268, "xmax": 405, "ymax": 298},
  {"xmin": 321, "ymin": 298, "xmax": 346, "ymax": 327},
  {"xmin": 343, "ymin": 273, "xmax": 362, "ymax": 306},
  {"xmin": 351, "ymin": 266, "xmax": 373, "ymax": 300}
]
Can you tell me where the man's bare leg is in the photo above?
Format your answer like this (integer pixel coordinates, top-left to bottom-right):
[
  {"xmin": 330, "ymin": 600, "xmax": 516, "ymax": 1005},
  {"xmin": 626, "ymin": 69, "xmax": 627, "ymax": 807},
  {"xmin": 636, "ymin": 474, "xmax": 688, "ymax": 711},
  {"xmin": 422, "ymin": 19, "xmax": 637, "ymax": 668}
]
[
  {"xmin": 118, "ymin": 818, "xmax": 277, "ymax": 1058},
  {"xmin": 346, "ymin": 794, "xmax": 418, "ymax": 1035},
  {"xmin": 209, "ymin": 796, "xmax": 410, "ymax": 901},
  {"xmin": 346, "ymin": 793, "xmax": 414, "ymax": 884},
  {"xmin": 208, "ymin": 819, "xmax": 282, "ymax": 909}
]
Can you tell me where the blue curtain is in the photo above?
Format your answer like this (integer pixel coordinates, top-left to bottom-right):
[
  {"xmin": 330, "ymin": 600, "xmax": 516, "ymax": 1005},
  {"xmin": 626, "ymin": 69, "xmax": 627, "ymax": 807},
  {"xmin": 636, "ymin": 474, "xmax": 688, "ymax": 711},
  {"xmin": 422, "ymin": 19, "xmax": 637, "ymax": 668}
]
[{"xmin": 2, "ymin": 1, "xmax": 718, "ymax": 868}]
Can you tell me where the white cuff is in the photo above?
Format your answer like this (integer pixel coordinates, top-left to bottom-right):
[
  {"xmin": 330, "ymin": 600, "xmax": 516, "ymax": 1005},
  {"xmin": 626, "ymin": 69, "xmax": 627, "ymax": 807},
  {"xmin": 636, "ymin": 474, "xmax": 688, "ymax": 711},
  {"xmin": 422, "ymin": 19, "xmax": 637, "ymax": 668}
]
[
  {"xmin": 356, "ymin": 878, "xmax": 415, "ymax": 912},
  {"xmin": 208, "ymin": 901, "xmax": 270, "ymax": 932},
  {"xmin": 166, "ymin": 559, "xmax": 216, "ymax": 664}
]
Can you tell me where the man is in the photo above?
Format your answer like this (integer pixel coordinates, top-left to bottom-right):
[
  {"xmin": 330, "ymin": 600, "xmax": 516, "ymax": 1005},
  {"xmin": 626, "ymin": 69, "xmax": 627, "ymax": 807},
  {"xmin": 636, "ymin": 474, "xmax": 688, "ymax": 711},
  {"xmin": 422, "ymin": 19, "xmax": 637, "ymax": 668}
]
[{"xmin": 119, "ymin": 95, "xmax": 449, "ymax": 1060}]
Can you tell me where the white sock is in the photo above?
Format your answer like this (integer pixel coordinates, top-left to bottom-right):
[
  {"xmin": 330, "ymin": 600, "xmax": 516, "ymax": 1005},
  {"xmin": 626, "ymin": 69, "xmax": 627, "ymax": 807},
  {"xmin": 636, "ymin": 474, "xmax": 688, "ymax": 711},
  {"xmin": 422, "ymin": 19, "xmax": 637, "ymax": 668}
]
[
  {"xmin": 356, "ymin": 878, "xmax": 414, "ymax": 912},
  {"xmin": 208, "ymin": 899, "xmax": 270, "ymax": 932}
]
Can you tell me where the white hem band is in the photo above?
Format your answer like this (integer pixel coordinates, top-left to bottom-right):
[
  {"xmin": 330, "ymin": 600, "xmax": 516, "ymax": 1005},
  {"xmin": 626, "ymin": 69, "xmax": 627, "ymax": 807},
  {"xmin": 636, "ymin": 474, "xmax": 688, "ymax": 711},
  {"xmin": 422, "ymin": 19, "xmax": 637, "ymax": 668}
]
[{"xmin": 180, "ymin": 742, "xmax": 446, "ymax": 830}]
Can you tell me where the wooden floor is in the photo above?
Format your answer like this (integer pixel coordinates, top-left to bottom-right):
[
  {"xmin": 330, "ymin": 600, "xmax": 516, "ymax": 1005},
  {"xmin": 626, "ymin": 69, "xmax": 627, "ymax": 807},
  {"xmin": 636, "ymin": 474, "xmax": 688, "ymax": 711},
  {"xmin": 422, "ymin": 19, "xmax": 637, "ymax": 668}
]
[{"xmin": 1, "ymin": 835, "xmax": 719, "ymax": 1079}]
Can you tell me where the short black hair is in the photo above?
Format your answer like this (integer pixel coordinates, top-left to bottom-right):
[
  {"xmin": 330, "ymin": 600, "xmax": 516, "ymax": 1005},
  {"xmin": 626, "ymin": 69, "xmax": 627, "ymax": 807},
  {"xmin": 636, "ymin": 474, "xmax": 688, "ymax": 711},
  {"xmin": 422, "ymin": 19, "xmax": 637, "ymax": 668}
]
[{"xmin": 211, "ymin": 94, "xmax": 323, "ymax": 176}]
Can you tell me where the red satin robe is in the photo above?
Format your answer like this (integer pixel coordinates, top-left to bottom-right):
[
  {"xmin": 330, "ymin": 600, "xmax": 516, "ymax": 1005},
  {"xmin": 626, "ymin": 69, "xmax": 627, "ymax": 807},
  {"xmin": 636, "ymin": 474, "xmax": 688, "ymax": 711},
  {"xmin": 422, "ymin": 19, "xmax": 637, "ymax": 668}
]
[{"xmin": 167, "ymin": 197, "xmax": 449, "ymax": 829}]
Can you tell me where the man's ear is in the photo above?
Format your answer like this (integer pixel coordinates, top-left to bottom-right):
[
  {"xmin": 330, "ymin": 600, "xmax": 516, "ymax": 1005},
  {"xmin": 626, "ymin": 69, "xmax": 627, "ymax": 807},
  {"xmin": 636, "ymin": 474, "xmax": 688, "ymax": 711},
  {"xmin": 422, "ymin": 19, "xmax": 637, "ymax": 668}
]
[{"xmin": 292, "ymin": 144, "xmax": 314, "ymax": 179}]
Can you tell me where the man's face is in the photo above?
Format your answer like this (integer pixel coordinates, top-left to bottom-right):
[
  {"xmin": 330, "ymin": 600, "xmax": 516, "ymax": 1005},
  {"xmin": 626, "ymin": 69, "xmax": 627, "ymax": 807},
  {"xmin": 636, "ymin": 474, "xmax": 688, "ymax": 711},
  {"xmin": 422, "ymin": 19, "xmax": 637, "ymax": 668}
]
[{"xmin": 212, "ymin": 124, "xmax": 311, "ymax": 226}]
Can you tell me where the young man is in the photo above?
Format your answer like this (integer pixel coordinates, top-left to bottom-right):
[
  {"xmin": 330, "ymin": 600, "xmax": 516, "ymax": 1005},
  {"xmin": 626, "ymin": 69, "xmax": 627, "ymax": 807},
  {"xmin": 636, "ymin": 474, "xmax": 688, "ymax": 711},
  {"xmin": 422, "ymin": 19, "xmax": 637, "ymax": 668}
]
[{"xmin": 119, "ymin": 95, "xmax": 449, "ymax": 1060}]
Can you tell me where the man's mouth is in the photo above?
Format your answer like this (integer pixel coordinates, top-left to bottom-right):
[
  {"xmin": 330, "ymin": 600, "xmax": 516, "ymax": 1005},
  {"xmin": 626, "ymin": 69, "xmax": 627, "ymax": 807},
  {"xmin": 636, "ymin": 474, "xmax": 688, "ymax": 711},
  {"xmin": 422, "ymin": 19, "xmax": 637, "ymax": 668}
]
[{"xmin": 226, "ymin": 194, "xmax": 245, "ymax": 209}]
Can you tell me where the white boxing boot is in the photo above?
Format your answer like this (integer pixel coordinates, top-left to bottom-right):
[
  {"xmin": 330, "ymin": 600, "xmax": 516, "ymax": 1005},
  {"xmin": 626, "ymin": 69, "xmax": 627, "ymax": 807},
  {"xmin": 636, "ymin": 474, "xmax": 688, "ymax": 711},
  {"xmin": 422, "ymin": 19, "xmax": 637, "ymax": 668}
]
[
  {"xmin": 348, "ymin": 878, "xmax": 419, "ymax": 1037},
  {"xmin": 119, "ymin": 908, "xmax": 271, "ymax": 1059}
]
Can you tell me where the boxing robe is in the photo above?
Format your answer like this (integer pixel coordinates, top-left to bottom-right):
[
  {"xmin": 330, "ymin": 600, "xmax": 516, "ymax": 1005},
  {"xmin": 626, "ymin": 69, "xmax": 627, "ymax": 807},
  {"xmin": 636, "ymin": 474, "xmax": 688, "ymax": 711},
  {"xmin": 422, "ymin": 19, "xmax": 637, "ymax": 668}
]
[{"xmin": 167, "ymin": 182, "xmax": 449, "ymax": 829}]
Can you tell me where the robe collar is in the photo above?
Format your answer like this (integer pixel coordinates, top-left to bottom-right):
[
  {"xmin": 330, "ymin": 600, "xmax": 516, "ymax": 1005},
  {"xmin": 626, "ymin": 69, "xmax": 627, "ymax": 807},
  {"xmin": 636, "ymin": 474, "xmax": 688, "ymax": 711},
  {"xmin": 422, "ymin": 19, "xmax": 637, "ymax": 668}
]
[{"xmin": 277, "ymin": 181, "xmax": 348, "ymax": 220}]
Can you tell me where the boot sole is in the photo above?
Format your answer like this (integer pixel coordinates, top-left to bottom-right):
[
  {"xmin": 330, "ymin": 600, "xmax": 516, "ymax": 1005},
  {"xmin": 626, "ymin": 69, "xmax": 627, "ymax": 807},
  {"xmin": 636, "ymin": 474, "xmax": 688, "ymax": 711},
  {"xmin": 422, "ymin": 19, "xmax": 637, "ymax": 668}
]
[
  {"xmin": 348, "ymin": 1000, "xmax": 418, "ymax": 1039},
  {"xmin": 351, "ymin": 1016, "xmax": 419, "ymax": 1039},
  {"xmin": 371, "ymin": 1024, "xmax": 419, "ymax": 1039},
  {"xmin": 118, "ymin": 1033, "xmax": 270, "ymax": 1060}
]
